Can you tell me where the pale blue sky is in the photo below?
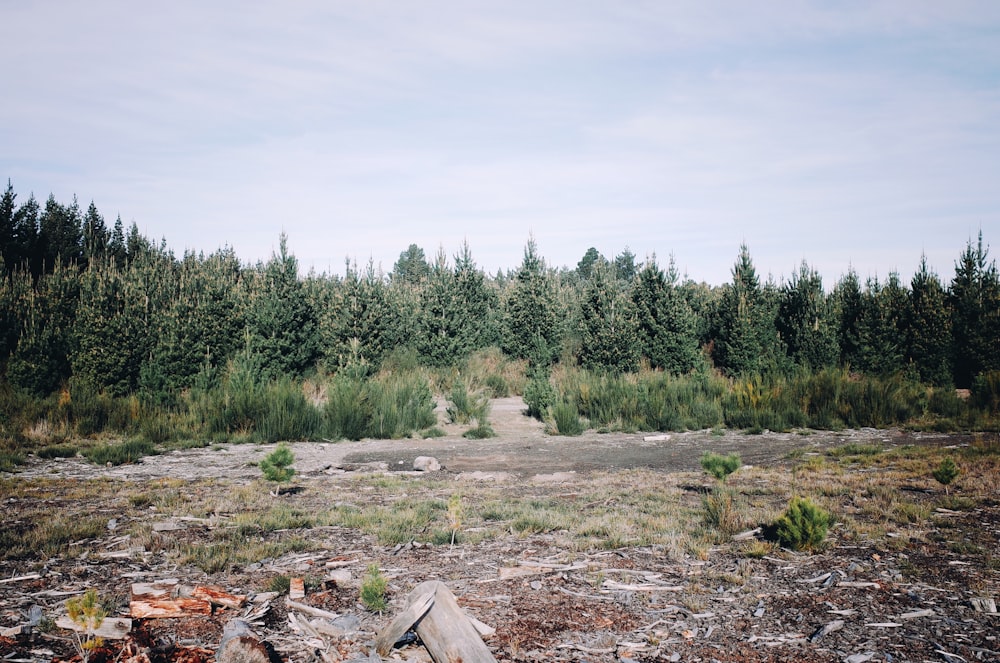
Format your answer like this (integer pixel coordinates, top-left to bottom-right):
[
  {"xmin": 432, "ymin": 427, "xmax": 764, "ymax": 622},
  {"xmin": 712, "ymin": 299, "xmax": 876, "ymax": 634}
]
[{"xmin": 3, "ymin": 1, "xmax": 998, "ymax": 286}]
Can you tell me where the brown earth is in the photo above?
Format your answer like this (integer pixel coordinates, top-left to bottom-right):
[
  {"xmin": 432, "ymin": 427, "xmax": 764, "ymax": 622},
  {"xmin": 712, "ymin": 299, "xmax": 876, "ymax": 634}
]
[{"xmin": 1, "ymin": 397, "xmax": 998, "ymax": 663}]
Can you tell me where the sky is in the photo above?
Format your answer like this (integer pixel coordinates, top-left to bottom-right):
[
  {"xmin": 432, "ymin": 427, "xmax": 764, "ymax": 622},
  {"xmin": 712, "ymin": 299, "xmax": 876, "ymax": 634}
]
[{"xmin": 2, "ymin": 1, "xmax": 999, "ymax": 287}]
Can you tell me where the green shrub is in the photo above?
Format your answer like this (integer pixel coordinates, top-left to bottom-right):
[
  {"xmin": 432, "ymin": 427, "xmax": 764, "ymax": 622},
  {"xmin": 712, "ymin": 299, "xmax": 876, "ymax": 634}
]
[
  {"xmin": 0, "ymin": 449, "xmax": 26, "ymax": 472},
  {"xmin": 484, "ymin": 374, "xmax": 509, "ymax": 398},
  {"xmin": 257, "ymin": 379, "xmax": 322, "ymax": 443},
  {"xmin": 36, "ymin": 444, "xmax": 78, "ymax": 459},
  {"xmin": 83, "ymin": 439, "xmax": 157, "ymax": 466},
  {"xmin": 523, "ymin": 373, "xmax": 556, "ymax": 420},
  {"xmin": 700, "ymin": 451, "xmax": 741, "ymax": 481},
  {"xmin": 324, "ymin": 376, "xmax": 371, "ymax": 441},
  {"xmin": 972, "ymin": 371, "xmax": 1000, "ymax": 416},
  {"xmin": 463, "ymin": 423, "xmax": 496, "ymax": 439},
  {"xmin": 446, "ymin": 381, "xmax": 488, "ymax": 425},
  {"xmin": 552, "ymin": 400, "xmax": 585, "ymax": 436},
  {"xmin": 360, "ymin": 564, "xmax": 388, "ymax": 613},
  {"xmin": 260, "ymin": 443, "xmax": 296, "ymax": 493},
  {"xmin": 774, "ymin": 497, "xmax": 830, "ymax": 551},
  {"xmin": 932, "ymin": 457, "xmax": 959, "ymax": 494}
]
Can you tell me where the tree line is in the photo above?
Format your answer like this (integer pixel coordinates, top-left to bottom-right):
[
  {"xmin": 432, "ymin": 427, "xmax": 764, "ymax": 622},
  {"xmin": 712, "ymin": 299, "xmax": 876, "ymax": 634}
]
[{"xmin": 1, "ymin": 181, "xmax": 998, "ymax": 407}]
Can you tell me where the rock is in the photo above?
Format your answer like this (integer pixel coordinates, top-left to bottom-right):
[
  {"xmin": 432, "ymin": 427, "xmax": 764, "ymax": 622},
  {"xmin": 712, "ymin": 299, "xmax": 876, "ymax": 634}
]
[{"xmin": 413, "ymin": 456, "xmax": 441, "ymax": 472}]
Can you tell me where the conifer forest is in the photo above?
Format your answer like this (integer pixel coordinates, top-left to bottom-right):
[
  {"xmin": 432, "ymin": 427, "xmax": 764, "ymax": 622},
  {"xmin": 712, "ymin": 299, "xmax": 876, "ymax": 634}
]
[{"xmin": 1, "ymin": 181, "xmax": 998, "ymax": 459}]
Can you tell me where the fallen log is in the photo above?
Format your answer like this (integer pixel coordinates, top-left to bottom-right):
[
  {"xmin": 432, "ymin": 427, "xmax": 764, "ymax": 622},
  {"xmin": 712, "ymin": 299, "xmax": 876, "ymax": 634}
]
[
  {"xmin": 377, "ymin": 580, "xmax": 497, "ymax": 663},
  {"xmin": 55, "ymin": 616, "xmax": 132, "ymax": 640}
]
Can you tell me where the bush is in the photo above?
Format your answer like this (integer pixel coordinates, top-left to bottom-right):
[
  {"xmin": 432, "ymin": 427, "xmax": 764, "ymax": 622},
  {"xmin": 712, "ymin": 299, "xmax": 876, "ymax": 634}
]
[
  {"xmin": 523, "ymin": 373, "xmax": 556, "ymax": 420},
  {"xmin": 83, "ymin": 439, "xmax": 157, "ymax": 466},
  {"xmin": 260, "ymin": 443, "xmax": 296, "ymax": 493},
  {"xmin": 36, "ymin": 444, "xmax": 79, "ymax": 459},
  {"xmin": 700, "ymin": 451, "xmax": 741, "ymax": 481},
  {"xmin": 932, "ymin": 457, "xmax": 959, "ymax": 494},
  {"xmin": 446, "ymin": 381, "xmax": 488, "ymax": 425},
  {"xmin": 552, "ymin": 400, "xmax": 585, "ymax": 436},
  {"xmin": 774, "ymin": 497, "xmax": 830, "ymax": 551}
]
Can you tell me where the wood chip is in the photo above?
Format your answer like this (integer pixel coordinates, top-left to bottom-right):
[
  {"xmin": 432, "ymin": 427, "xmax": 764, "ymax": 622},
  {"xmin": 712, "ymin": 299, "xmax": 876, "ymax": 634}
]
[
  {"xmin": 897, "ymin": 609, "xmax": 934, "ymax": 620},
  {"xmin": 289, "ymin": 577, "xmax": 305, "ymax": 600}
]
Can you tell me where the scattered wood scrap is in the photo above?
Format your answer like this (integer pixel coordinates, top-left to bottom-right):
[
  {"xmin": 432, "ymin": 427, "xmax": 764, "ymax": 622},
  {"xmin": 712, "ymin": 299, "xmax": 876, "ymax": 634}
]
[
  {"xmin": 376, "ymin": 580, "xmax": 497, "ymax": 662},
  {"xmin": 130, "ymin": 580, "xmax": 244, "ymax": 618}
]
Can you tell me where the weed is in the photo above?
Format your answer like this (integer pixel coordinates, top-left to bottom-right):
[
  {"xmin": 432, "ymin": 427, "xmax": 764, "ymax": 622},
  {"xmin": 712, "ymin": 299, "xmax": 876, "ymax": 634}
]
[
  {"xmin": 703, "ymin": 486, "xmax": 747, "ymax": 536},
  {"xmin": 360, "ymin": 564, "xmax": 388, "ymax": 613},
  {"xmin": 36, "ymin": 444, "xmax": 79, "ymax": 459}
]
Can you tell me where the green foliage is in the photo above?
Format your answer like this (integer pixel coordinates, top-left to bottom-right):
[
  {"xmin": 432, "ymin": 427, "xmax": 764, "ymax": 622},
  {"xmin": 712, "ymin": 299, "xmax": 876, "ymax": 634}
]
[
  {"xmin": 908, "ymin": 256, "xmax": 952, "ymax": 385},
  {"xmin": 524, "ymin": 372, "xmax": 557, "ymax": 420},
  {"xmin": 503, "ymin": 238, "xmax": 561, "ymax": 368},
  {"xmin": 700, "ymin": 451, "xmax": 741, "ymax": 481},
  {"xmin": 65, "ymin": 588, "xmax": 106, "ymax": 662},
  {"xmin": 777, "ymin": 262, "xmax": 838, "ymax": 370},
  {"xmin": 712, "ymin": 244, "xmax": 781, "ymax": 376},
  {"xmin": 324, "ymin": 371, "xmax": 436, "ymax": 441},
  {"xmin": 446, "ymin": 381, "xmax": 489, "ymax": 425},
  {"xmin": 247, "ymin": 233, "xmax": 319, "ymax": 380},
  {"xmin": 36, "ymin": 444, "xmax": 78, "ymax": 459},
  {"xmin": 971, "ymin": 371, "xmax": 1000, "ymax": 416},
  {"xmin": 260, "ymin": 443, "xmax": 296, "ymax": 487},
  {"xmin": 552, "ymin": 399, "xmax": 585, "ymax": 436},
  {"xmin": 932, "ymin": 457, "xmax": 959, "ymax": 493},
  {"xmin": 855, "ymin": 273, "xmax": 909, "ymax": 376},
  {"xmin": 82, "ymin": 439, "xmax": 156, "ymax": 466},
  {"xmin": 949, "ymin": 232, "xmax": 1000, "ymax": 387},
  {"xmin": 578, "ymin": 260, "xmax": 640, "ymax": 374},
  {"xmin": 703, "ymin": 486, "xmax": 746, "ymax": 536},
  {"xmin": 360, "ymin": 563, "xmax": 388, "ymax": 613},
  {"xmin": 632, "ymin": 258, "xmax": 700, "ymax": 374},
  {"xmin": 463, "ymin": 422, "xmax": 495, "ymax": 439},
  {"xmin": 774, "ymin": 497, "xmax": 830, "ymax": 551}
]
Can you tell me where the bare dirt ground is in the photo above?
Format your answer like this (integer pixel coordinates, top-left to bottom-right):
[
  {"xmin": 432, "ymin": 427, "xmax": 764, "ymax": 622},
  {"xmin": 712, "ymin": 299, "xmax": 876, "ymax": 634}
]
[{"xmin": 1, "ymin": 398, "xmax": 998, "ymax": 663}]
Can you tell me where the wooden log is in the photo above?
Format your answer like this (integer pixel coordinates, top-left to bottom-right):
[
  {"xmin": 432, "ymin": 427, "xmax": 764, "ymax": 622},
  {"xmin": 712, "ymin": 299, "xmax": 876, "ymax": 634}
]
[
  {"xmin": 130, "ymin": 598, "xmax": 212, "ymax": 618},
  {"xmin": 375, "ymin": 589, "xmax": 436, "ymax": 656},
  {"xmin": 404, "ymin": 580, "xmax": 497, "ymax": 663},
  {"xmin": 55, "ymin": 616, "xmax": 132, "ymax": 640},
  {"xmin": 191, "ymin": 585, "xmax": 246, "ymax": 609}
]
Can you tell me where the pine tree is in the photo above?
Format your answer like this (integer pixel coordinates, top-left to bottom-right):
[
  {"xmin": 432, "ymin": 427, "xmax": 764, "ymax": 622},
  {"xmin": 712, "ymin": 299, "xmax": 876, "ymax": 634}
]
[
  {"xmin": 0, "ymin": 181, "xmax": 15, "ymax": 273},
  {"xmin": 38, "ymin": 194, "xmax": 84, "ymax": 270},
  {"xmin": 713, "ymin": 244, "xmax": 775, "ymax": 376},
  {"xmin": 81, "ymin": 202, "xmax": 109, "ymax": 266},
  {"xmin": 832, "ymin": 268, "xmax": 864, "ymax": 369},
  {"xmin": 856, "ymin": 273, "xmax": 909, "ymax": 376},
  {"xmin": 391, "ymin": 243, "xmax": 430, "ymax": 285},
  {"xmin": 7, "ymin": 263, "xmax": 80, "ymax": 395},
  {"xmin": 908, "ymin": 255, "xmax": 952, "ymax": 385},
  {"xmin": 777, "ymin": 262, "xmax": 838, "ymax": 370},
  {"xmin": 503, "ymin": 238, "xmax": 561, "ymax": 369},
  {"xmin": 576, "ymin": 247, "xmax": 603, "ymax": 281},
  {"xmin": 108, "ymin": 216, "xmax": 127, "ymax": 265},
  {"xmin": 578, "ymin": 260, "xmax": 640, "ymax": 373},
  {"xmin": 632, "ymin": 256, "xmax": 700, "ymax": 374},
  {"xmin": 948, "ymin": 233, "xmax": 1000, "ymax": 387},
  {"xmin": 247, "ymin": 233, "xmax": 319, "ymax": 380}
]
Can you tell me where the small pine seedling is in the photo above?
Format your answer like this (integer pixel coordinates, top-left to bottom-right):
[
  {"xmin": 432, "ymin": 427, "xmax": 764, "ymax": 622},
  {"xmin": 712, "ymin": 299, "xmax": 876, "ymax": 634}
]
[
  {"xmin": 360, "ymin": 563, "xmax": 388, "ymax": 613},
  {"xmin": 701, "ymin": 451, "xmax": 741, "ymax": 481},
  {"xmin": 65, "ymin": 588, "xmax": 107, "ymax": 663},
  {"xmin": 774, "ymin": 496, "xmax": 830, "ymax": 552},
  {"xmin": 260, "ymin": 443, "xmax": 296, "ymax": 495},
  {"xmin": 932, "ymin": 457, "xmax": 959, "ymax": 495},
  {"xmin": 447, "ymin": 493, "xmax": 464, "ymax": 547}
]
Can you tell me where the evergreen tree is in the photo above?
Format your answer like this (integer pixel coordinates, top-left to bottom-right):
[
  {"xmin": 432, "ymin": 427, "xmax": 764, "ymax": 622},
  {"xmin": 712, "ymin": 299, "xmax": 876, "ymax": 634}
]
[
  {"xmin": 38, "ymin": 194, "xmax": 84, "ymax": 269},
  {"xmin": 247, "ymin": 234, "xmax": 319, "ymax": 379},
  {"xmin": 109, "ymin": 216, "xmax": 127, "ymax": 265},
  {"xmin": 777, "ymin": 262, "xmax": 838, "ymax": 370},
  {"xmin": 908, "ymin": 255, "xmax": 952, "ymax": 385},
  {"xmin": 948, "ymin": 233, "xmax": 1000, "ymax": 387},
  {"xmin": 713, "ymin": 244, "xmax": 776, "ymax": 375},
  {"xmin": 140, "ymin": 248, "xmax": 245, "ymax": 399},
  {"xmin": 7, "ymin": 263, "xmax": 79, "ymax": 395},
  {"xmin": 832, "ymin": 268, "xmax": 864, "ymax": 369},
  {"xmin": 613, "ymin": 247, "xmax": 638, "ymax": 283},
  {"xmin": 576, "ymin": 247, "xmax": 603, "ymax": 281},
  {"xmin": 579, "ymin": 260, "xmax": 640, "ymax": 373},
  {"xmin": 392, "ymin": 243, "xmax": 430, "ymax": 285},
  {"xmin": 632, "ymin": 256, "xmax": 700, "ymax": 374},
  {"xmin": 81, "ymin": 202, "xmax": 109, "ymax": 266},
  {"xmin": 0, "ymin": 181, "xmax": 15, "ymax": 272},
  {"xmin": 855, "ymin": 273, "xmax": 909, "ymax": 376},
  {"xmin": 502, "ymin": 238, "xmax": 561, "ymax": 368}
]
